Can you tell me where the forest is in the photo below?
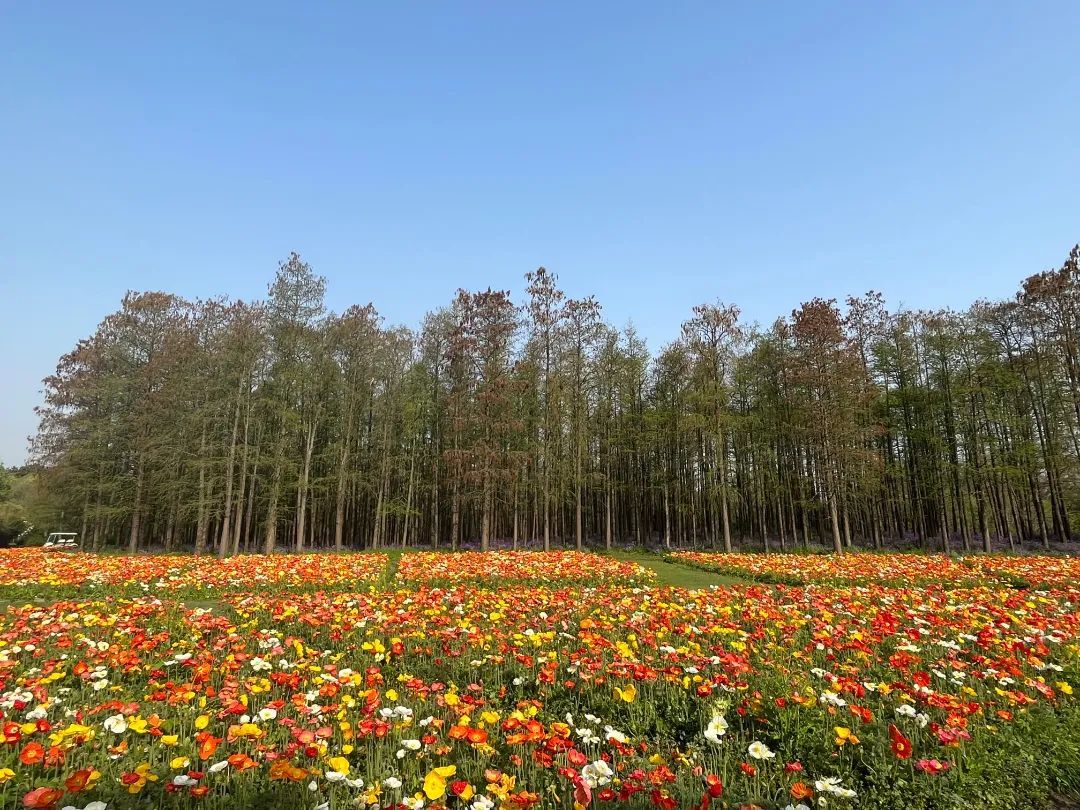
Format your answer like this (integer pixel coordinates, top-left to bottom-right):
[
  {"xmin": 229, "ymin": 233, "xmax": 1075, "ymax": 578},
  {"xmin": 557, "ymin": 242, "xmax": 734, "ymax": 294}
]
[{"xmin": 27, "ymin": 245, "xmax": 1080, "ymax": 556}]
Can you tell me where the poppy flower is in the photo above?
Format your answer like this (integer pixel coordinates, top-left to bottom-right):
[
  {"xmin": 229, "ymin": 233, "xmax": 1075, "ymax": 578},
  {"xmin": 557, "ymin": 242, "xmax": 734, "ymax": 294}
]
[
  {"xmin": 614, "ymin": 684, "xmax": 637, "ymax": 703},
  {"xmin": 704, "ymin": 774, "xmax": 723, "ymax": 798},
  {"xmin": 64, "ymin": 768, "xmax": 100, "ymax": 792},
  {"xmin": 888, "ymin": 724, "xmax": 912, "ymax": 760},
  {"xmin": 915, "ymin": 759, "xmax": 951, "ymax": 775},
  {"xmin": 423, "ymin": 765, "xmax": 457, "ymax": 800},
  {"xmin": 21, "ymin": 787, "xmax": 64, "ymax": 809},
  {"xmin": 834, "ymin": 727, "xmax": 860, "ymax": 747},
  {"xmin": 791, "ymin": 781, "xmax": 813, "ymax": 800}
]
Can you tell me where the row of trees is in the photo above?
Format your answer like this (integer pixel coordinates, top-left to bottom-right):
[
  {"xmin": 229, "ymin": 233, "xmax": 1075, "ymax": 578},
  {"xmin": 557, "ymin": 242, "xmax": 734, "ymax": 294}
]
[{"xmin": 32, "ymin": 247, "xmax": 1080, "ymax": 555}]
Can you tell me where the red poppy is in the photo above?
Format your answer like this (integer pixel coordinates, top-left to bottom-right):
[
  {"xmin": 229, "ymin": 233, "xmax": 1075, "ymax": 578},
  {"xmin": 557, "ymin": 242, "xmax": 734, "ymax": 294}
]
[
  {"xmin": 704, "ymin": 774, "xmax": 723, "ymax": 798},
  {"xmin": 64, "ymin": 768, "xmax": 96, "ymax": 792},
  {"xmin": 574, "ymin": 779, "xmax": 592, "ymax": 807},
  {"xmin": 849, "ymin": 705, "xmax": 872, "ymax": 723},
  {"xmin": 888, "ymin": 724, "xmax": 912, "ymax": 760},
  {"xmin": 22, "ymin": 787, "xmax": 64, "ymax": 809}
]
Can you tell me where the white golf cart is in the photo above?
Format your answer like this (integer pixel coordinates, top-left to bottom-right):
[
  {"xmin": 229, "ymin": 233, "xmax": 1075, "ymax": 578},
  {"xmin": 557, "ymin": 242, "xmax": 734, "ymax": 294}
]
[{"xmin": 42, "ymin": 532, "xmax": 80, "ymax": 552}]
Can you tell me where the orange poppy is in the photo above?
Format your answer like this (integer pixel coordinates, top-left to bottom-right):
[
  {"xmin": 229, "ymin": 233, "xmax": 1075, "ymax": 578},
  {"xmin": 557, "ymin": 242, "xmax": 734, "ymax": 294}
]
[
  {"xmin": 791, "ymin": 782, "xmax": 813, "ymax": 800},
  {"xmin": 19, "ymin": 742, "xmax": 45, "ymax": 766}
]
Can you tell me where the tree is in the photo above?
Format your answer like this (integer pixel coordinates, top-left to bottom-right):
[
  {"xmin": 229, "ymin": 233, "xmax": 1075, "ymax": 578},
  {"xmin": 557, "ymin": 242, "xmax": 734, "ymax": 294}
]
[
  {"xmin": 262, "ymin": 253, "xmax": 327, "ymax": 554},
  {"xmin": 31, "ymin": 245, "xmax": 1080, "ymax": 555},
  {"xmin": 682, "ymin": 303, "xmax": 742, "ymax": 552},
  {"xmin": 525, "ymin": 268, "xmax": 566, "ymax": 551},
  {"xmin": 444, "ymin": 289, "xmax": 520, "ymax": 551}
]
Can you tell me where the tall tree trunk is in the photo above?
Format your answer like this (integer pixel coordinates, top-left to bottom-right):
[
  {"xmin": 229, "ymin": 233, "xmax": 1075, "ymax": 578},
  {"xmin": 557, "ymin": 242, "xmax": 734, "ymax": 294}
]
[
  {"xmin": 662, "ymin": 483, "xmax": 672, "ymax": 550},
  {"xmin": 241, "ymin": 461, "xmax": 257, "ymax": 555},
  {"xmin": 296, "ymin": 420, "xmax": 316, "ymax": 551},
  {"xmin": 217, "ymin": 392, "xmax": 242, "ymax": 558},
  {"xmin": 164, "ymin": 496, "xmax": 176, "ymax": 552},
  {"xmin": 829, "ymin": 491, "xmax": 843, "ymax": 555},
  {"xmin": 264, "ymin": 458, "xmax": 283, "ymax": 554},
  {"xmin": 194, "ymin": 428, "xmax": 211, "ymax": 555},
  {"xmin": 128, "ymin": 453, "xmax": 145, "ymax": 555},
  {"xmin": 543, "ymin": 476, "xmax": 551, "ymax": 552},
  {"xmin": 718, "ymin": 432, "xmax": 733, "ymax": 552},
  {"xmin": 605, "ymin": 478, "xmax": 613, "ymax": 550},
  {"xmin": 481, "ymin": 473, "xmax": 491, "ymax": 552},
  {"xmin": 512, "ymin": 481, "xmax": 520, "ymax": 550},
  {"xmin": 450, "ymin": 479, "xmax": 460, "ymax": 551},
  {"xmin": 402, "ymin": 445, "xmax": 417, "ymax": 548},
  {"xmin": 228, "ymin": 414, "xmax": 251, "ymax": 558},
  {"xmin": 334, "ymin": 413, "xmax": 354, "ymax": 551},
  {"xmin": 372, "ymin": 475, "xmax": 386, "ymax": 549}
]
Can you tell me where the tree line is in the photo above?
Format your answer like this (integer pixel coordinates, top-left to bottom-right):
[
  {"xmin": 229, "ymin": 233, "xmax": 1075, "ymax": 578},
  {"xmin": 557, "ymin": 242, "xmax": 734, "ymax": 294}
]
[{"xmin": 31, "ymin": 246, "xmax": 1080, "ymax": 555}]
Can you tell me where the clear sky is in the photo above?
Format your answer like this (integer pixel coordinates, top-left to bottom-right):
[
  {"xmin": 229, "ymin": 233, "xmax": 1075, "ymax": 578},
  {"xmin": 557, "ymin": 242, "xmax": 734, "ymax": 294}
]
[{"xmin": 2, "ymin": 2, "xmax": 1078, "ymax": 466}]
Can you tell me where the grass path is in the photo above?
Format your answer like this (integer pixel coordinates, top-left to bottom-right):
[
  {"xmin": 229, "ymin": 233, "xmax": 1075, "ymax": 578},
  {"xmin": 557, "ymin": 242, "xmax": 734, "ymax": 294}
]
[
  {"xmin": 608, "ymin": 550, "xmax": 750, "ymax": 588},
  {"xmin": 383, "ymin": 549, "xmax": 402, "ymax": 584}
]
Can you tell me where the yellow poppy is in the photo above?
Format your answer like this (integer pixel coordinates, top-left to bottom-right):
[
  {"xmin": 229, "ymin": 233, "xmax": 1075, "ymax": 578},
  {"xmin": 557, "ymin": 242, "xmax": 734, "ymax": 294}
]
[
  {"xmin": 423, "ymin": 765, "xmax": 457, "ymax": 800},
  {"xmin": 834, "ymin": 726, "xmax": 860, "ymax": 746}
]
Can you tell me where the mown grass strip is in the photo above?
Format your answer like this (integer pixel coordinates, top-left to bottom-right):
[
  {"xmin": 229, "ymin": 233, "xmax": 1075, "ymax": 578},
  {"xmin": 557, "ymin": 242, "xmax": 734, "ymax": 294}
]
[
  {"xmin": 382, "ymin": 548, "xmax": 402, "ymax": 585},
  {"xmin": 607, "ymin": 550, "xmax": 751, "ymax": 588}
]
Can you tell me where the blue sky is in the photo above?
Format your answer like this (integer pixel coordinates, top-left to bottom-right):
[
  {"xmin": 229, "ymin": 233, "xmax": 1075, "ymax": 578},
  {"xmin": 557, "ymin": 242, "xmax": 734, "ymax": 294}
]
[{"xmin": 2, "ymin": 2, "xmax": 1078, "ymax": 465}]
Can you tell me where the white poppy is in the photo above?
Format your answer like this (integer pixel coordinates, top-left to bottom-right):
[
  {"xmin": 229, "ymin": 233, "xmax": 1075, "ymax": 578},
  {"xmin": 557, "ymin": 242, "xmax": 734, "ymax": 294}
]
[
  {"xmin": 581, "ymin": 759, "xmax": 614, "ymax": 788},
  {"xmin": 748, "ymin": 740, "xmax": 775, "ymax": 760},
  {"xmin": 704, "ymin": 714, "xmax": 728, "ymax": 744}
]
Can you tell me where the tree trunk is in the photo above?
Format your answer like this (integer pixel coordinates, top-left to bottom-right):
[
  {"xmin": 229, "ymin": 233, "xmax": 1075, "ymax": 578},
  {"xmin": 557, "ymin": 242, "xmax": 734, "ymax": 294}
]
[
  {"xmin": 217, "ymin": 392, "xmax": 242, "ymax": 558},
  {"xmin": 334, "ymin": 418, "xmax": 353, "ymax": 551},
  {"xmin": 128, "ymin": 455, "xmax": 144, "ymax": 555},
  {"xmin": 296, "ymin": 420, "xmax": 317, "ymax": 551},
  {"xmin": 194, "ymin": 427, "xmax": 211, "ymax": 555},
  {"xmin": 481, "ymin": 474, "xmax": 491, "ymax": 552},
  {"xmin": 264, "ymin": 460, "xmax": 283, "ymax": 554},
  {"xmin": 829, "ymin": 479, "xmax": 843, "ymax": 555},
  {"xmin": 402, "ymin": 445, "xmax": 417, "ymax": 547},
  {"xmin": 662, "ymin": 483, "xmax": 672, "ymax": 550},
  {"xmin": 605, "ymin": 482, "xmax": 613, "ymax": 550}
]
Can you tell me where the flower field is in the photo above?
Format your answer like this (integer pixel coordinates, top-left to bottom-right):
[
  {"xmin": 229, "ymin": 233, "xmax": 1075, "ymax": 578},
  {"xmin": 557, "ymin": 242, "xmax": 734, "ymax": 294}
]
[
  {"xmin": 0, "ymin": 551, "xmax": 654, "ymax": 599},
  {"xmin": 0, "ymin": 550, "xmax": 1077, "ymax": 809},
  {"xmin": 0, "ymin": 550, "xmax": 389, "ymax": 598},
  {"xmin": 394, "ymin": 552, "xmax": 655, "ymax": 587},
  {"xmin": 964, "ymin": 554, "xmax": 1080, "ymax": 589},
  {"xmin": 668, "ymin": 550, "xmax": 1080, "ymax": 589}
]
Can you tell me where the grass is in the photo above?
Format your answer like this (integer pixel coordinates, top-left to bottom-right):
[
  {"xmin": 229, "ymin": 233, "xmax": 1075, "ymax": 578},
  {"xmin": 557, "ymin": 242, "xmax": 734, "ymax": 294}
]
[
  {"xmin": 383, "ymin": 548, "xmax": 402, "ymax": 584},
  {"xmin": 607, "ymin": 549, "xmax": 750, "ymax": 588}
]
